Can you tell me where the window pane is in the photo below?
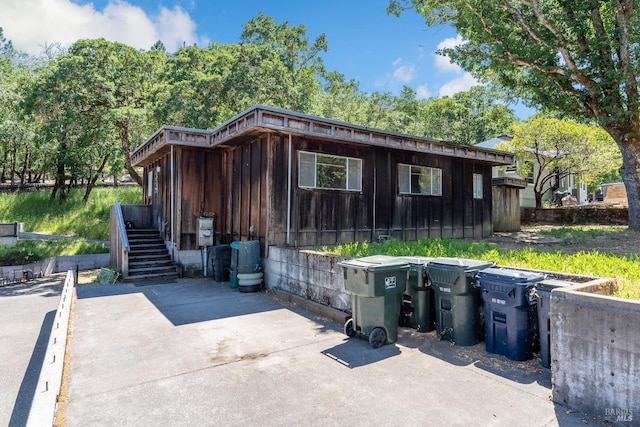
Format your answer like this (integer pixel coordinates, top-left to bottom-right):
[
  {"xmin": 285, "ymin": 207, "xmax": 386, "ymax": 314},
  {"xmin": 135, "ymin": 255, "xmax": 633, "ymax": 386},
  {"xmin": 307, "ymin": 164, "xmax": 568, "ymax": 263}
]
[
  {"xmin": 347, "ymin": 158, "xmax": 362, "ymax": 191},
  {"xmin": 418, "ymin": 167, "xmax": 431, "ymax": 195},
  {"xmin": 299, "ymin": 152, "xmax": 316, "ymax": 187},
  {"xmin": 473, "ymin": 173, "xmax": 483, "ymax": 199},
  {"xmin": 398, "ymin": 164, "xmax": 410, "ymax": 193},
  {"xmin": 316, "ymin": 155, "xmax": 346, "ymax": 189},
  {"xmin": 432, "ymin": 169, "xmax": 442, "ymax": 196}
]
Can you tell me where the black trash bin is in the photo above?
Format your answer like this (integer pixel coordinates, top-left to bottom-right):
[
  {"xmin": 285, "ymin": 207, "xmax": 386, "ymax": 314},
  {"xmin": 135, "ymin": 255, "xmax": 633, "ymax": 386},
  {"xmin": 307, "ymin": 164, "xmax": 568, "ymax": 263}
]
[
  {"xmin": 210, "ymin": 244, "xmax": 231, "ymax": 282},
  {"xmin": 477, "ymin": 268, "xmax": 545, "ymax": 361},
  {"xmin": 398, "ymin": 256, "xmax": 434, "ymax": 332},
  {"xmin": 427, "ymin": 258, "xmax": 494, "ymax": 346},
  {"xmin": 339, "ymin": 255, "xmax": 409, "ymax": 348},
  {"xmin": 535, "ymin": 279, "xmax": 573, "ymax": 368}
]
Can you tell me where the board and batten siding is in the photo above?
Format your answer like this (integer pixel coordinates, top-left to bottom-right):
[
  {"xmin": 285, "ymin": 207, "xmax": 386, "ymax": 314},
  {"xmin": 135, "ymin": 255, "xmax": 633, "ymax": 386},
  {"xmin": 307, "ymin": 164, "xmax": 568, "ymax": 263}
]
[{"xmin": 140, "ymin": 131, "xmax": 494, "ymax": 253}]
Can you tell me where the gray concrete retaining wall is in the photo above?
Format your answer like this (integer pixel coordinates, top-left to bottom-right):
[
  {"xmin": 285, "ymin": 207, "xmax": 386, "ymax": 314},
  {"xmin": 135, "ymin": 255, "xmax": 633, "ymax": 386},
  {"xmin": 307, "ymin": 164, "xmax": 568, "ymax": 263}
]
[
  {"xmin": 552, "ymin": 280, "xmax": 639, "ymax": 425},
  {"xmin": 2, "ymin": 254, "xmax": 110, "ymax": 280},
  {"xmin": 264, "ymin": 246, "xmax": 351, "ymax": 312},
  {"xmin": 264, "ymin": 246, "xmax": 639, "ymax": 425}
]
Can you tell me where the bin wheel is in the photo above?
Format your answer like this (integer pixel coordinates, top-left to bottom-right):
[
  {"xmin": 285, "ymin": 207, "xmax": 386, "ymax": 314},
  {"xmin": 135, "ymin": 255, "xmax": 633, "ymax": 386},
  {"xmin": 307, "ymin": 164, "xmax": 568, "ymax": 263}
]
[
  {"xmin": 368, "ymin": 327, "xmax": 386, "ymax": 349},
  {"xmin": 344, "ymin": 318, "xmax": 356, "ymax": 337}
]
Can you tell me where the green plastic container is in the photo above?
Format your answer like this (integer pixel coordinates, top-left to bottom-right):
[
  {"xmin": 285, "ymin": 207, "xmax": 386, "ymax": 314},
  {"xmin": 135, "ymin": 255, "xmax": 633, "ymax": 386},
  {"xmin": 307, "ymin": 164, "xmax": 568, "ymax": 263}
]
[
  {"xmin": 339, "ymin": 255, "xmax": 409, "ymax": 348},
  {"xmin": 398, "ymin": 256, "xmax": 434, "ymax": 332},
  {"xmin": 427, "ymin": 257, "xmax": 494, "ymax": 346},
  {"xmin": 229, "ymin": 271, "xmax": 238, "ymax": 289},
  {"xmin": 535, "ymin": 279, "xmax": 573, "ymax": 368}
]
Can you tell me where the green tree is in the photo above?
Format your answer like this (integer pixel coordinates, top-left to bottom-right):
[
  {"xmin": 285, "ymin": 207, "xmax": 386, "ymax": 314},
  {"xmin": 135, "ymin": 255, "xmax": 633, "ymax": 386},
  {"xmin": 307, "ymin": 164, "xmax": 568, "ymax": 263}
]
[
  {"xmin": 389, "ymin": 0, "xmax": 640, "ymax": 229},
  {"xmin": 240, "ymin": 12, "xmax": 327, "ymax": 112},
  {"xmin": 24, "ymin": 39, "xmax": 158, "ymax": 201},
  {"xmin": 502, "ymin": 117, "xmax": 621, "ymax": 207},
  {"xmin": 311, "ymin": 71, "xmax": 369, "ymax": 123},
  {"xmin": 0, "ymin": 28, "xmax": 41, "ymax": 186}
]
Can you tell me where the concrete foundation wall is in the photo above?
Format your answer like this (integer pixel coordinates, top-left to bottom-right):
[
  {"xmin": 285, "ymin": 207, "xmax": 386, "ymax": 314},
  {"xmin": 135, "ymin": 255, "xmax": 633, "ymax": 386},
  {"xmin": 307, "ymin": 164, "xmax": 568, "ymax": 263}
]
[
  {"xmin": 176, "ymin": 250, "xmax": 204, "ymax": 277},
  {"xmin": 56, "ymin": 254, "xmax": 110, "ymax": 272},
  {"xmin": 552, "ymin": 281, "xmax": 639, "ymax": 425},
  {"xmin": 264, "ymin": 246, "xmax": 351, "ymax": 312}
]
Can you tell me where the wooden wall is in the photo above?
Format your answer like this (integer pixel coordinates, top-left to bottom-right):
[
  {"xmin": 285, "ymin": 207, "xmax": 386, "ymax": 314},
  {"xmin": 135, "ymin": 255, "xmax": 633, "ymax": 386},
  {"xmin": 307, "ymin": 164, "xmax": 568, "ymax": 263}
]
[
  {"xmin": 265, "ymin": 133, "xmax": 493, "ymax": 248},
  {"xmin": 144, "ymin": 131, "xmax": 495, "ymax": 253}
]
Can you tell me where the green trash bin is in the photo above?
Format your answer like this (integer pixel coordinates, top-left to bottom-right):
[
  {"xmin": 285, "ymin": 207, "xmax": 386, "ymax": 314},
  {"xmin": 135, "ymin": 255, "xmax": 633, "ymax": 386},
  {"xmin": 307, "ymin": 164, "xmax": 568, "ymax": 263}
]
[
  {"xmin": 535, "ymin": 279, "xmax": 573, "ymax": 368},
  {"xmin": 398, "ymin": 256, "xmax": 434, "ymax": 332},
  {"xmin": 427, "ymin": 257, "xmax": 494, "ymax": 346},
  {"xmin": 339, "ymin": 255, "xmax": 409, "ymax": 348}
]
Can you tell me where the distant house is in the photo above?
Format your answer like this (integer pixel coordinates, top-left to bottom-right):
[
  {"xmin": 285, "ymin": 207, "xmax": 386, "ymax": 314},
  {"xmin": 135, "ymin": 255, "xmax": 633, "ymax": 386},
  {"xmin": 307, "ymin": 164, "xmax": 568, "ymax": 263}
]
[
  {"xmin": 123, "ymin": 105, "xmax": 513, "ymax": 273},
  {"xmin": 476, "ymin": 135, "xmax": 588, "ymax": 207}
]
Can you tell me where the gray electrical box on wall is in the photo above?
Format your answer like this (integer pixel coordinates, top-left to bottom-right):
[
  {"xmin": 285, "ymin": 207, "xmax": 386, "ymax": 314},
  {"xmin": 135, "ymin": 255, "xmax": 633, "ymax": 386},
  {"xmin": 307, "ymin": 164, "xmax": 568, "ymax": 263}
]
[{"xmin": 197, "ymin": 217, "xmax": 215, "ymax": 247}]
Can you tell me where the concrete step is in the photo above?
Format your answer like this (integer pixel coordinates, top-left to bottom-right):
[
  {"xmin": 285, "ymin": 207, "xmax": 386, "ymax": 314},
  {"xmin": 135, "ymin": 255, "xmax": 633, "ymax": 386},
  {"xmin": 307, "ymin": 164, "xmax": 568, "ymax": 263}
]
[
  {"xmin": 129, "ymin": 265, "xmax": 178, "ymax": 275},
  {"xmin": 123, "ymin": 271, "xmax": 179, "ymax": 282}
]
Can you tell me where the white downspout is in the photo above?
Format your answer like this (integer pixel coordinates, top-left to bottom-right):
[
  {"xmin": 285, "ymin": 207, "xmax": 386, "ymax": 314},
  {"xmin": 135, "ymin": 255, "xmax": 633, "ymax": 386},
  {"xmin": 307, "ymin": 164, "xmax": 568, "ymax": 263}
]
[
  {"xmin": 171, "ymin": 145, "xmax": 175, "ymax": 260},
  {"xmin": 286, "ymin": 133, "xmax": 292, "ymax": 246}
]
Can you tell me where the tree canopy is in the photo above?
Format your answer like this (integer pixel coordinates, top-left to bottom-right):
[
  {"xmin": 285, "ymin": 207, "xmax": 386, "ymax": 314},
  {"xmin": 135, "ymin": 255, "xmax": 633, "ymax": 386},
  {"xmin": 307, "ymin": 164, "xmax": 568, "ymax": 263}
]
[
  {"xmin": 0, "ymin": 16, "xmax": 518, "ymax": 203},
  {"xmin": 389, "ymin": 0, "xmax": 640, "ymax": 229},
  {"xmin": 501, "ymin": 116, "xmax": 621, "ymax": 207}
]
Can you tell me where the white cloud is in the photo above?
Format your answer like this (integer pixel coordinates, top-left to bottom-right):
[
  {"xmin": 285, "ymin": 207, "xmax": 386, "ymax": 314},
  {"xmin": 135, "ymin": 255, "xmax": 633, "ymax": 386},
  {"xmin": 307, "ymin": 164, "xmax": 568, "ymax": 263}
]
[
  {"xmin": 433, "ymin": 34, "xmax": 465, "ymax": 74},
  {"xmin": 438, "ymin": 73, "xmax": 480, "ymax": 97},
  {"xmin": 416, "ymin": 84, "xmax": 432, "ymax": 100},
  {"xmin": 393, "ymin": 64, "xmax": 415, "ymax": 83},
  {"xmin": 1, "ymin": 0, "xmax": 206, "ymax": 55}
]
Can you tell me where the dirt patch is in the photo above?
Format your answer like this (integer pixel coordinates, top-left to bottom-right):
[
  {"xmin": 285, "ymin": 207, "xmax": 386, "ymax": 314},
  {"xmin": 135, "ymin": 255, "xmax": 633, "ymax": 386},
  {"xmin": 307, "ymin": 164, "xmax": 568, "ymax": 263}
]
[{"xmin": 482, "ymin": 226, "xmax": 640, "ymax": 257}]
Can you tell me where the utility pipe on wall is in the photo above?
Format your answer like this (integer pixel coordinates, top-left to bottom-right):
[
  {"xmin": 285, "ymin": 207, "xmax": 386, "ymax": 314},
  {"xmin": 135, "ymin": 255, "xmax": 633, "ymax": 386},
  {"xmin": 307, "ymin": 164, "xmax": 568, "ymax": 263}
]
[
  {"xmin": 286, "ymin": 133, "xmax": 292, "ymax": 246},
  {"xmin": 170, "ymin": 145, "xmax": 175, "ymax": 260}
]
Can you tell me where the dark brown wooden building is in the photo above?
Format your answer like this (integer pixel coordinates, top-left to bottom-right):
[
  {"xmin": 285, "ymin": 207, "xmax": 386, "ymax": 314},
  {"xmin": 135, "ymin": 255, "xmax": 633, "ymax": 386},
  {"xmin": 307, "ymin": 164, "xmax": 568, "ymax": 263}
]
[{"xmin": 130, "ymin": 105, "xmax": 513, "ymax": 270}]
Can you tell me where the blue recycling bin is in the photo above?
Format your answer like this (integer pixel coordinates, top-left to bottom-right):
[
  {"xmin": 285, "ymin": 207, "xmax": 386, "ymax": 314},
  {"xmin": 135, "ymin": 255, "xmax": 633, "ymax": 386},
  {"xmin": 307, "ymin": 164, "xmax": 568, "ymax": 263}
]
[
  {"xmin": 535, "ymin": 279, "xmax": 573, "ymax": 368},
  {"xmin": 477, "ymin": 268, "xmax": 545, "ymax": 361},
  {"xmin": 427, "ymin": 258, "xmax": 494, "ymax": 346}
]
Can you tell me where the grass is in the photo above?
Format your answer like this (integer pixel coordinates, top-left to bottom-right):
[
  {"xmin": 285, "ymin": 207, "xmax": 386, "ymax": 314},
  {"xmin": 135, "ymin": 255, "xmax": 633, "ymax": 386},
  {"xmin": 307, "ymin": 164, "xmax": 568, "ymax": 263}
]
[
  {"xmin": 0, "ymin": 239, "xmax": 108, "ymax": 266},
  {"xmin": 320, "ymin": 236, "xmax": 640, "ymax": 300},
  {"xmin": 0, "ymin": 186, "xmax": 141, "ymax": 240},
  {"xmin": 537, "ymin": 225, "xmax": 627, "ymax": 244},
  {"xmin": 0, "ymin": 186, "xmax": 141, "ymax": 265}
]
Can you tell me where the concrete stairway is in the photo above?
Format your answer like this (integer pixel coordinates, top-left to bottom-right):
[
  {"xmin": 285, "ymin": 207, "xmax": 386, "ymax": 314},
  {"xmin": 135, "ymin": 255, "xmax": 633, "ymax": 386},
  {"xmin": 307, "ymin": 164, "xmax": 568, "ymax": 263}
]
[{"xmin": 125, "ymin": 229, "xmax": 179, "ymax": 282}]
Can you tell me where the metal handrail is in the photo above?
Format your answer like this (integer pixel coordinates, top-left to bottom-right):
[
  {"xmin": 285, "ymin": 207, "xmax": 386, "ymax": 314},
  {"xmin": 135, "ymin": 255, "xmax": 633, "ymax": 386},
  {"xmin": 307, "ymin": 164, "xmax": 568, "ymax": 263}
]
[{"xmin": 114, "ymin": 201, "xmax": 130, "ymax": 252}]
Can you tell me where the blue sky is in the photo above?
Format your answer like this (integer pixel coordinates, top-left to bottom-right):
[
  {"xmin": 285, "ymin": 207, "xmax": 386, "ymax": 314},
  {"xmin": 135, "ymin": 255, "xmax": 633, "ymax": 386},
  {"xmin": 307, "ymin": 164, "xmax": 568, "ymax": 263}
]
[{"xmin": 2, "ymin": 0, "xmax": 533, "ymax": 116}]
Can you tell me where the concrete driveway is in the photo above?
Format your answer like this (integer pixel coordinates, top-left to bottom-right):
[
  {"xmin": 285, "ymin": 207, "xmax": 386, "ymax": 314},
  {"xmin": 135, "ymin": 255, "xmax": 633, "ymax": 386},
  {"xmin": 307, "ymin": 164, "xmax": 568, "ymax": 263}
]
[
  {"xmin": 63, "ymin": 278, "xmax": 606, "ymax": 426},
  {"xmin": 0, "ymin": 275, "xmax": 64, "ymax": 427}
]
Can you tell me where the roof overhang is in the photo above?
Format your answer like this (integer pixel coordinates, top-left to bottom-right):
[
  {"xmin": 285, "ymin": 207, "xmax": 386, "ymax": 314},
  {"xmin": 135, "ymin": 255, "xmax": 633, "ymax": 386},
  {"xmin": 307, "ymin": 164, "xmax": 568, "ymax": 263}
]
[{"xmin": 132, "ymin": 105, "xmax": 515, "ymax": 167}]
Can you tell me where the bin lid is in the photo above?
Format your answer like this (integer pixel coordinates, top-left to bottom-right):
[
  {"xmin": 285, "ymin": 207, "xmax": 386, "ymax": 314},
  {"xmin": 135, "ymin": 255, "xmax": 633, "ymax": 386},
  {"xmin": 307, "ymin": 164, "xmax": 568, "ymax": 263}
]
[
  {"xmin": 398, "ymin": 256, "xmax": 434, "ymax": 268},
  {"xmin": 476, "ymin": 267, "xmax": 545, "ymax": 284},
  {"xmin": 427, "ymin": 257, "xmax": 494, "ymax": 272},
  {"xmin": 338, "ymin": 255, "xmax": 409, "ymax": 272},
  {"xmin": 536, "ymin": 278, "xmax": 574, "ymax": 292}
]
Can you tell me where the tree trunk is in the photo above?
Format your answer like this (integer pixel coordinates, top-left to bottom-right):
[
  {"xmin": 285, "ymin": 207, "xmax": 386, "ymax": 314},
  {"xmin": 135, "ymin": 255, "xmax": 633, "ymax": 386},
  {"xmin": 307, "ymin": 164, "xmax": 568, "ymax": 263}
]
[
  {"xmin": 82, "ymin": 153, "xmax": 110, "ymax": 204},
  {"xmin": 618, "ymin": 144, "xmax": 640, "ymax": 230},
  {"xmin": 116, "ymin": 119, "xmax": 143, "ymax": 186},
  {"xmin": 52, "ymin": 131, "xmax": 68, "ymax": 204},
  {"xmin": 534, "ymin": 191, "xmax": 543, "ymax": 209},
  {"xmin": 9, "ymin": 147, "xmax": 16, "ymax": 186},
  {"xmin": 604, "ymin": 123, "xmax": 640, "ymax": 230},
  {"xmin": 19, "ymin": 147, "xmax": 30, "ymax": 186}
]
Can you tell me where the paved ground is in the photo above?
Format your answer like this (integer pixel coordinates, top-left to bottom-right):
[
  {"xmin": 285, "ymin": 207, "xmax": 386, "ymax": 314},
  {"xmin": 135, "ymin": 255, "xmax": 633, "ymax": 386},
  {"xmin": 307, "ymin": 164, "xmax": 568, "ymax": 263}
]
[
  {"xmin": 0, "ymin": 274, "xmax": 64, "ymax": 427},
  {"xmin": 62, "ymin": 278, "xmax": 608, "ymax": 427}
]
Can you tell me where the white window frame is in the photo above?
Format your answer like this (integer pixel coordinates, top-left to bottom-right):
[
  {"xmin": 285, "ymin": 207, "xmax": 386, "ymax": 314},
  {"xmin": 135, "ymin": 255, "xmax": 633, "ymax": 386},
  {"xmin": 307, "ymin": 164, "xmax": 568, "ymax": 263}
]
[
  {"xmin": 473, "ymin": 173, "xmax": 483, "ymax": 199},
  {"xmin": 398, "ymin": 164, "xmax": 442, "ymax": 196},
  {"xmin": 298, "ymin": 151, "xmax": 362, "ymax": 191}
]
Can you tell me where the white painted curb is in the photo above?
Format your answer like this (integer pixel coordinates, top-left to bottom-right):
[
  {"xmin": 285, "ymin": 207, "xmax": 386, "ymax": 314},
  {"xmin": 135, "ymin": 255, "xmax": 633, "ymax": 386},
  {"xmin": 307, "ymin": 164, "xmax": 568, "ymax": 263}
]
[{"xmin": 26, "ymin": 270, "xmax": 75, "ymax": 427}]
